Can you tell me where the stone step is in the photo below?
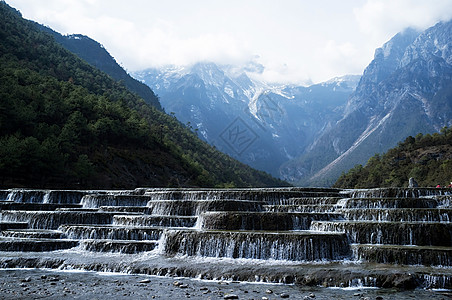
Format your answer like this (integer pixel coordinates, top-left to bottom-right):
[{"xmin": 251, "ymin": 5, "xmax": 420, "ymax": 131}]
[
  {"xmin": 142, "ymin": 189, "xmax": 341, "ymax": 204},
  {"xmin": 200, "ymin": 211, "xmax": 342, "ymax": 231},
  {"xmin": 434, "ymin": 195, "xmax": 452, "ymax": 208},
  {"xmin": 263, "ymin": 204, "xmax": 337, "ymax": 213},
  {"xmin": 55, "ymin": 208, "xmax": 100, "ymax": 212},
  {"xmin": 0, "ymin": 190, "xmax": 10, "ymax": 201},
  {"xmin": 0, "ymin": 202, "xmax": 83, "ymax": 211},
  {"xmin": 5, "ymin": 189, "xmax": 87, "ymax": 204},
  {"xmin": 80, "ymin": 194, "xmax": 153, "ymax": 208},
  {"xmin": 0, "ymin": 211, "xmax": 136, "ymax": 229},
  {"xmin": 113, "ymin": 215, "xmax": 197, "ymax": 228},
  {"xmin": 311, "ymin": 221, "xmax": 452, "ymax": 246},
  {"xmin": 146, "ymin": 199, "xmax": 264, "ymax": 216},
  {"xmin": 79, "ymin": 239, "xmax": 158, "ymax": 254},
  {"xmin": 352, "ymin": 244, "xmax": 452, "ymax": 267},
  {"xmin": 0, "ymin": 229, "xmax": 65, "ymax": 239},
  {"xmin": 345, "ymin": 188, "xmax": 449, "ymax": 199},
  {"xmin": 0, "ymin": 237, "xmax": 78, "ymax": 252},
  {"xmin": 0, "ymin": 222, "xmax": 28, "ymax": 230},
  {"xmin": 339, "ymin": 198, "xmax": 439, "ymax": 209},
  {"xmin": 164, "ymin": 229, "xmax": 350, "ymax": 261},
  {"xmin": 342, "ymin": 208, "xmax": 452, "ymax": 222},
  {"xmin": 59, "ymin": 225, "xmax": 163, "ymax": 240},
  {"xmin": 278, "ymin": 197, "xmax": 342, "ymax": 206},
  {"xmin": 100, "ymin": 206, "xmax": 150, "ymax": 213}
]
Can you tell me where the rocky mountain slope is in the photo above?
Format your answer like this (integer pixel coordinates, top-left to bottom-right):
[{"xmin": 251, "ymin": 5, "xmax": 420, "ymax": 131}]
[
  {"xmin": 333, "ymin": 127, "xmax": 452, "ymax": 188},
  {"xmin": 134, "ymin": 64, "xmax": 359, "ymax": 177},
  {"xmin": 283, "ymin": 21, "xmax": 452, "ymax": 186}
]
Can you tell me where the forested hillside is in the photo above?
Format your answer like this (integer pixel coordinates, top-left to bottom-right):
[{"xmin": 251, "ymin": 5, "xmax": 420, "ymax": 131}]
[
  {"xmin": 333, "ymin": 127, "xmax": 452, "ymax": 188},
  {"xmin": 36, "ymin": 25, "xmax": 163, "ymax": 111},
  {"xmin": 0, "ymin": 2, "xmax": 287, "ymax": 189}
]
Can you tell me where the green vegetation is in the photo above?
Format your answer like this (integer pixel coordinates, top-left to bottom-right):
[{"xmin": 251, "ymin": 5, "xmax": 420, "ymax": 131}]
[
  {"xmin": 333, "ymin": 127, "xmax": 452, "ymax": 188},
  {"xmin": 0, "ymin": 2, "xmax": 288, "ymax": 189}
]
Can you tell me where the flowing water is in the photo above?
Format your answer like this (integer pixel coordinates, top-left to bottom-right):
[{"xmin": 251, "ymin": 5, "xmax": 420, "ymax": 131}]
[{"xmin": 1, "ymin": 187, "xmax": 452, "ymax": 296}]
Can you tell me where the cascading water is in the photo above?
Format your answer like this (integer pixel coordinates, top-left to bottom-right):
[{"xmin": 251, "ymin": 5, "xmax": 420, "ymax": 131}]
[{"xmin": 0, "ymin": 187, "xmax": 451, "ymax": 290}]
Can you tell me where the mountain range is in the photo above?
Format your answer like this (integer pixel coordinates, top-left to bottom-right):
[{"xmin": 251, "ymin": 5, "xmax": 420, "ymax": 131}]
[
  {"xmin": 285, "ymin": 21, "xmax": 452, "ymax": 186},
  {"xmin": 0, "ymin": 2, "xmax": 286, "ymax": 188},
  {"xmin": 12, "ymin": 0, "xmax": 452, "ymax": 187},
  {"xmin": 133, "ymin": 64, "xmax": 360, "ymax": 177},
  {"xmin": 134, "ymin": 20, "xmax": 452, "ymax": 186}
]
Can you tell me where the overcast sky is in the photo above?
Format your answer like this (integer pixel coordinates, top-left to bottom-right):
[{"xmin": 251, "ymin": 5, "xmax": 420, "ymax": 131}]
[{"xmin": 6, "ymin": 0, "xmax": 452, "ymax": 84}]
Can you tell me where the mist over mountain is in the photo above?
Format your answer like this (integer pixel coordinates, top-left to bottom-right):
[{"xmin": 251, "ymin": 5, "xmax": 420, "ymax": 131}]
[
  {"xmin": 0, "ymin": 2, "xmax": 287, "ymax": 189},
  {"xmin": 35, "ymin": 25, "xmax": 163, "ymax": 111},
  {"xmin": 133, "ymin": 64, "xmax": 359, "ymax": 177},
  {"xmin": 283, "ymin": 21, "xmax": 452, "ymax": 186},
  {"xmin": 133, "ymin": 19, "xmax": 452, "ymax": 186}
]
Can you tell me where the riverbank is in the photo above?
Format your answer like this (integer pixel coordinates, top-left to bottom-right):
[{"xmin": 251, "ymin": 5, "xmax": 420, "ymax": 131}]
[{"xmin": 0, "ymin": 268, "xmax": 451, "ymax": 300}]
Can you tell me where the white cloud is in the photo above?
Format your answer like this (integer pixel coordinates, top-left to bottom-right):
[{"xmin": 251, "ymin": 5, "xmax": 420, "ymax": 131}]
[
  {"xmin": 354, "ymin": 0, "xmax": 452, "ymax": 44},
  {"xmin": 6, "ymin": 0, "xmax": 452, "ymax": 85}
]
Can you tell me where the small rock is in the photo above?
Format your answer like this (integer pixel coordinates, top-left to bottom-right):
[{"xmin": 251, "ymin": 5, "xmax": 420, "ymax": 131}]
[
  {"xmin": 224, "ymin": 294, "xmax": 239, "ymax": 299},
  {"xmin": 354, "ymin": 293, "xmax": 361, "ymax": 297},
  {"xmin": 262, "ymin": 297, "xmax": 269, "ymax": 300},
  {"xmin": 309, "ymin": 292, "xmax": 316, "ymax": 298},
  {"xmin": 139, "ymin": 279, "xmax": 151, "ymax": 284},
  {"xmin": 21, "ymin": 277, "xmax": 31, "ymax": 282},
  {"xmin": 173, "ymin": 281, "xmax": 181, "ymax": 287},
  {"xmin": 179, "ymin": 284, "xmax": 189, "ymax": 289},
  {"xmin": 200, "ymin": 287, "xmax": 208, "ymax": 290},
  {"xmin": 40, "ymin": 275, "xmax": 47, "ymax": 280},
  {"xmin": 376, "ymin": 297, "xmax": 383, "ymax": 300},
  {"xmin": 280, "ymin": 293, "xmax": 290, "ymax": 298},
  {"xmin": 266, "ymin": 289, "xmax": 273, "ymax": 294}
]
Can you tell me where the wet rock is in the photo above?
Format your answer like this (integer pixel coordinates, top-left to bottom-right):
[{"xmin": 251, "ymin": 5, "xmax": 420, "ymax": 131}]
[
  {"xmin": 280, "ymin": 292, "xmax": 290, "ymax": 298},
  {"xmin": 173, "ymin": 280, "xmax": 181, "ymax": 287},
  {"xmin": 139, "ymin": 279, "xmax": 151, "ymax": 283},
  {"xmin": 266, "ymin": 289, "xmax": 273, "ymax": 294},
  {"xmin": 179, "ymin": 284, "xmax": 189, "ymax": 288},
  {"xmin": 309, "ymin": 292, "xmax": 315, "ymax": 298},
  {"xmin": 408, "ymin": 177, "xmax": 419, "ymax": 188},
  {"xmin": 224, "ymin": 294, "xmax": 238, "ymax": 299},
  {"xmin": 262, "ymin": 297, "xmax": 269, "ymax": 300},
  {"xmin": 21, "ymin": 277, "xmax": 31, "ymax": 282}
]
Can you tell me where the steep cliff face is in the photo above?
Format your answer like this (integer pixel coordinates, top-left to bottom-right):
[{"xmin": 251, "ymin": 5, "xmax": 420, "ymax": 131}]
[{"xmin": 283, "ymin": 21, "xmax": 452, "ymax": 186}]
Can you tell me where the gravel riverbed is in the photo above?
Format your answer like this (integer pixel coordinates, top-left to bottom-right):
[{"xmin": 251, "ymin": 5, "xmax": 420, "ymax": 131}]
[{"xmin": 0, "ymin": 268, "xmax": 451, "ymax": 300}]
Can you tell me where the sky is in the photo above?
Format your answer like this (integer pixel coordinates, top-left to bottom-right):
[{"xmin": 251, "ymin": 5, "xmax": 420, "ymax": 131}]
[{"xmin": 6, "ymin": 0, "xmax": 452, "ymax": 85}]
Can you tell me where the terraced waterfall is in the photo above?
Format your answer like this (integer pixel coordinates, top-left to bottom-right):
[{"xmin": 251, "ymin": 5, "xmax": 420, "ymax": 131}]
[{"xmin": 0, "ymin": 187, "xmax": 451, "ymax": 289}]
